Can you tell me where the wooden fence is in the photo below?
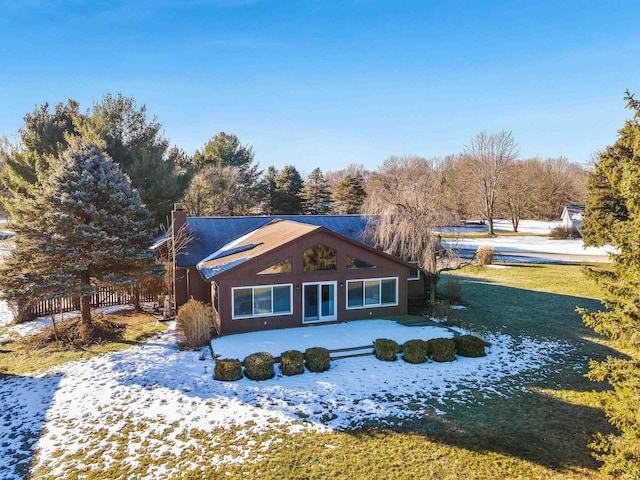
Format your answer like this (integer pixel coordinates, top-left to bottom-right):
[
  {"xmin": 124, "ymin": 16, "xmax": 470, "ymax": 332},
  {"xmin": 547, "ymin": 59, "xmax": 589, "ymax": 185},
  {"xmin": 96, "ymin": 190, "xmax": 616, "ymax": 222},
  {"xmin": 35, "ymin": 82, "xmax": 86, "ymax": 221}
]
[{"xmin": 26, "ymin": 286, "xmax": 159, "ymax": 318}]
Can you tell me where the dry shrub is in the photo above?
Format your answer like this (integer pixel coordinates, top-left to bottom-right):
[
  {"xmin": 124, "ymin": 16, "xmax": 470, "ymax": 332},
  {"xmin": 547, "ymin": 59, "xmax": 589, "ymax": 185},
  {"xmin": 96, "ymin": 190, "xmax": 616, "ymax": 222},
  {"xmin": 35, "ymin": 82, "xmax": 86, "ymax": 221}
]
[
  {"xmin": 280, "ymin": 349, "xmax": 304, "ymax": 376},
  {"xmin": 305, "ymin": 347, "xmax": 331, "ymax": 372},
  {"xmin": 447, "ymin": 276, "xmax": 462, "ymax": 304},
  {"xmin": 374, "ymin": 338, "xmax": 399, "ymax": 361},
  {"xmin": 454, "ymin": 334, "xmax": 490, "ymax": 357},
  {"xmin": 475, "ymin": 245, "xmax": 495, "ymax": 265},
  {"xmin": 21, "ymin": 317, "xmax": 125, "ymax": 349},
  {"xmin": 426, "ymin": 338, "xmax": 457, "ymax": 362},
  {"xmin": 243, "ymin": 352, "xmax": 275, "ymax": 381},
  {"xmin": 428, "ymin": 301, "xmax": 457, "ymax": 326},
  {"xmin": 175, "ymin": 299, "xmax": 214, "ymax": 349},
  {"xmin": 214, "ymin": 358, "xmax": 243, "ymax": 381},
  {"xmin": 550, "ymin": 226, "xmax": 579, "ymax": 239},
  {"xmin": 402, "ymin": 339, "xmax": 428, "ymax": 364}
]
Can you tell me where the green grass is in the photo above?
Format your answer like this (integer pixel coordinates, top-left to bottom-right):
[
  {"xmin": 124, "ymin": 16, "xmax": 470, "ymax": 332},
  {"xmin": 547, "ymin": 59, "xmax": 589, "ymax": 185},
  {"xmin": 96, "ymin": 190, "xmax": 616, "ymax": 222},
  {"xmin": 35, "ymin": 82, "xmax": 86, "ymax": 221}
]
[
  {"xmin": 21, "ymin": 263, "xmax": 626, "ymax": 479},
  {"xmin": 0, "ymin": 311, "xmax": 167, "ymax": 375}
]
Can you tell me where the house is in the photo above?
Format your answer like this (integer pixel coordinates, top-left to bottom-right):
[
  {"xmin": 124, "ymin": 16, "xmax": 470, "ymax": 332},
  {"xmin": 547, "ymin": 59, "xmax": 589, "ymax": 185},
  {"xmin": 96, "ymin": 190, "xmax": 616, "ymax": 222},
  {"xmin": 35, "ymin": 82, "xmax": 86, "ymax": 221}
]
[
  {"xmin": 560, "ymin": 204, "xmax": 585, "ymax": 231},
  {"xmin": 159, "ymin": 204, "xmax": 423, "ymax": 335}
]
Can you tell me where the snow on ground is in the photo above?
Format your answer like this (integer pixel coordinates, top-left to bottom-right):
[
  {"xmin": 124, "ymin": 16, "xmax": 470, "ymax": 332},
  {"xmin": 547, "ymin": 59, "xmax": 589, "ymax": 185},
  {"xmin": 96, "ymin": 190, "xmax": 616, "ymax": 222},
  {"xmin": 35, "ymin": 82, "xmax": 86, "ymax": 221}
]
[
  {"xmin": 447, "ymin": 235, "xmax": 614, "ymax": 256},
  {"xmin": 0, "ymin": 305, "xmax": 135, "ymax": 342},
  {"xmin": 1, "ymin": 315, "xmax": 571, "ymax": 479},
  {"xmin": 440, "ymin": 219, "xmax": 614, "ymax": 257}
]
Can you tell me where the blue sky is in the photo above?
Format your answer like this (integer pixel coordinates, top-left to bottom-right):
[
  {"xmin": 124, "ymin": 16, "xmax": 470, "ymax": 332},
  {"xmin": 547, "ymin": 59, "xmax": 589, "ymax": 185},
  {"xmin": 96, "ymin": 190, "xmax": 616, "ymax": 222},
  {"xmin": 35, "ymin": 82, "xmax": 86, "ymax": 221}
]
[{"xmin": 1, "ymin": 0, "xmax": 639, "ymax": 173}]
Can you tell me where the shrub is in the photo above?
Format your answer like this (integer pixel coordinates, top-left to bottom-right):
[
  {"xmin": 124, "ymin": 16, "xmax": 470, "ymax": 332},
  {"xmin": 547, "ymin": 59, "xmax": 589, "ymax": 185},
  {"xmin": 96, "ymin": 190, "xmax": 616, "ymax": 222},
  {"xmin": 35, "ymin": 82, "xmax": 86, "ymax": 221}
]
[
  {"xmin": 243, "ymin": 352, "xmax": 275, "ymax": 381},
  {"xmin": 214, "ymin": 358, "xmax": 243, "ymax": 381},
  {"xmin": 280, "ymin": 349, "xmax": 304, "ymax": 376},
  {"xmin": 426, "ymin": 338, "xmax": 457, "ymax": 362},
  {"xmin": 475, "ymin": 245, "xmax": 495, "ymax": 265},
  {"xmin": 175, "ymin": 299, "xmax": 214, "ymax": 349},
  {"xmin": 374, "ymin": 338, "xmax": 399, "ymax": 361},
  {"xmin": 427, "ymin": 301, "xmax": 457, "ymax": 326},
  {"xmin": 550, "ymin": 226, "xmax": 580, "ymax": 239},
  {"xmin": 402, "ymin": 339, "xmax": 428, "ymax": 364},
  {"xmin": 447, "ymin": 276, "xmax": 462, "ymax": 304},
  {"xmin": 305, "ymin": 347, "xmax": 331, "ymax": 372},
  {"xmin": 454, "ymin": 335, "xmax": 490, "ymax": 357}
]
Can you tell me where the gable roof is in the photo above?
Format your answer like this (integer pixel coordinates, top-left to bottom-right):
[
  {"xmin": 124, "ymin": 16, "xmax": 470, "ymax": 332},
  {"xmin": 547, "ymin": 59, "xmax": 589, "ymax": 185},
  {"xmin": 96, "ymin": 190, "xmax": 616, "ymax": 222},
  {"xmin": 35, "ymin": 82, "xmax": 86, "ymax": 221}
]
[
  {"xmin": 562, "ymin": 204, "xmax": 586, "ymax": 221},
  {"xmin": 197, "ymin": 220, "xmax": 320, "ymax": 280},
  {"xmin": 195, "ymin": 218, "xmax": 413, "ymax": 282},
  {"xmin": 175, "ymin": 215, "xmax": 372, "ymax": 268}
]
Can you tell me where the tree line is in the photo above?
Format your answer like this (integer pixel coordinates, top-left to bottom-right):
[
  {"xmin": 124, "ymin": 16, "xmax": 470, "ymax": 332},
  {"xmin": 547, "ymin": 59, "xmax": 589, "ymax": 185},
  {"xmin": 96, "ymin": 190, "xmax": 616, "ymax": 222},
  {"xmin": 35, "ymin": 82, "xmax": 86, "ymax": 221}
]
[{"xmin": 1, "ymin": 94, "xmax": 587, "ymax": 231}]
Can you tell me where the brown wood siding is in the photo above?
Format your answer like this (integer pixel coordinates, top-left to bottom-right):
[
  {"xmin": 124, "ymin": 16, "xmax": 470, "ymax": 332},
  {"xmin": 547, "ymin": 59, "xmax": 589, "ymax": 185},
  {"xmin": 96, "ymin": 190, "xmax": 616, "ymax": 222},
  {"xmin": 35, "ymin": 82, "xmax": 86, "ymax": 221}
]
[{"xmin": 212, "ymin": 230, "xmax": 408, "ymax": 335}]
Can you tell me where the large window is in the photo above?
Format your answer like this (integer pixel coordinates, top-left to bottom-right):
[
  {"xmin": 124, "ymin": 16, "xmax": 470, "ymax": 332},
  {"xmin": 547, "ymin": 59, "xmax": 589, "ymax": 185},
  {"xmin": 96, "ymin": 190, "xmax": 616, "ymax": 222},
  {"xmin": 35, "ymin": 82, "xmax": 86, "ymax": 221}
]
[
  {"xmin": 303, "ymin": 244, "xmax": 337, "ymax": 271},
  {"xmin": 346, "ymin": 277, "xmax": 398, "ymax": 309},
  {"xmin": 232, "ymin": 284, "xmax": 293, "ymax": 319}
]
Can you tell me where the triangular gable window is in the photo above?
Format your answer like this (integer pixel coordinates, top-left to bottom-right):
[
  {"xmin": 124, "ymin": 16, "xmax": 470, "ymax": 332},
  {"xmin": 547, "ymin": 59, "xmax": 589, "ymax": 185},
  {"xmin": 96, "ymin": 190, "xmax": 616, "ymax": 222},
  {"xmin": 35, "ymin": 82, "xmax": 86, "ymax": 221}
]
[
  {"xmin": 258, "ymin": 258, "xmax": 292, "ymax": 275},
  {"xmin": 346, "ymin": 256, "xmax": 376, "ymax": 269},
  {"xmin": 303, "ymin": 244, "xmax": 337, "ymax": 271}
]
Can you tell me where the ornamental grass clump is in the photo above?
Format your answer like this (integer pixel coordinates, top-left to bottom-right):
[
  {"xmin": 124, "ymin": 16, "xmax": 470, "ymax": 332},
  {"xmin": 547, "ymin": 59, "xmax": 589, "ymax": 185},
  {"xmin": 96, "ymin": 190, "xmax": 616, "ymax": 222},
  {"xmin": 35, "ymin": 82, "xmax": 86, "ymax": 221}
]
[
  {"xmin": 305, "ymin": 347, "xmax": 330, "ymax": 372},
  {"xmin": 427, "ymin": 338, "xmax": 457, "ymax": 362},
  {"xmin": 243, "ymin": 352, "xmax": 275, "ymax": 381},
  {"xmin": 402, "ymin": 339, "xmax": 428, "ymax": 364},
  {"xmin": 374, "ymin": 338, "xmax": 399, "ymax": 361},
  {"xmin": 454, "ymin": 334, "xmax": 490, "ymax": 357},
  {"xmin": 280, "ymin": 349, "xmax": 304, "ymax": 376},
  {"xmin": 475, "ymin": 245, "xmax": 495, "ymax": 266},
  {"xmin": 175, "ymin": 299, "xmax": 214, "ymax": 350},
  {"xmin": 214, "ymin": 358, "xmax": 243, "ymax": 381}
]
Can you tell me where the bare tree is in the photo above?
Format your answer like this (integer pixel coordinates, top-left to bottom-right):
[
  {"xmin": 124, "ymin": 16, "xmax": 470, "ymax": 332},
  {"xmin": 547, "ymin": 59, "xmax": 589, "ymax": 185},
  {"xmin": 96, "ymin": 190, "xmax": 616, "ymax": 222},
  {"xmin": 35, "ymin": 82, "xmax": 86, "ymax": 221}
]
[
  {"xmin": 463, "ymin": 131, "xmax": 519, "ymax": 234},
  {"xmin": 362, "ymin": 156, "xmax": 458, "ymax": 305},
  {"xmin": 499, "ymin": 159, "xmax": 539, "ymax": 232}
]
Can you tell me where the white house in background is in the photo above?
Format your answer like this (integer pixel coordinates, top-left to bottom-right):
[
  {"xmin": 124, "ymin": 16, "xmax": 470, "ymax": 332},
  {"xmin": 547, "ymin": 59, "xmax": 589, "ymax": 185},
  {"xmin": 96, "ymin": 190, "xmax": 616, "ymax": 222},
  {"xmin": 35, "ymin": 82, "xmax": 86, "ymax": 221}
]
[{"xmin": 560, "ymin": 204, "xmax": 585, "ymax": 231}]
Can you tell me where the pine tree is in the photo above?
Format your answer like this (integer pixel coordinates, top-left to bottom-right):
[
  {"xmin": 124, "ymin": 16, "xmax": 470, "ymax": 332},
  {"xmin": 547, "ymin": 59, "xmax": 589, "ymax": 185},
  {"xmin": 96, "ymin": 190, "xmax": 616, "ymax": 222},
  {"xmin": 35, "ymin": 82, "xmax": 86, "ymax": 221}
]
[
  {"xmin": 272, "ymin": 164, "xmax": 304, "ymax": 214},
  {"xmin": 0, "ymin": 140, "xmax": 160, "ymax": 338},
  {"xmin": 1, "ymin": 94, "xmax": 187, "ymax": 228},
  {"xmin": 301, "ymin": 167, "xmax": 331, "ymax": 214},
  {"xmin": 578, "ymin": 91, "xmax": 640, "ymax": 477},
  {"xmin": 331, "ymin": 173, "xmax": 367, "ymax": 214}
]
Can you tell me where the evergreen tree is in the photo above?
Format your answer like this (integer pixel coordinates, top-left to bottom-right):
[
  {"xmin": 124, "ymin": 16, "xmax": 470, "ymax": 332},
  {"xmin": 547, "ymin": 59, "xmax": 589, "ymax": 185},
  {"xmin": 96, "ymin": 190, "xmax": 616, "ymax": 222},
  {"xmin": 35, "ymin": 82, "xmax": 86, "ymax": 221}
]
[
  {"xmin": 578, "ymin": 91, "xmax": 640, "ymax": 477},
  {"xmin": 0, "ymin": 94, "xmax": 187, "ymax": 228},
  {"xmin": 331, "ymin": 173, "xmax": 367, "ymax": 214},
  {"xmin": 0, "ymin": 140, "xmax": 159, "ymax": 338},
  {"xmin": 261, "ymin": 165, "xmax": 279, "ymax": 214},
  {"xmin": 272, "ymin": 164, "xmax": 304, "ymax": 214},
  {"xmin": 301, "ymin": 167, "xmax": 331, "ymax": 214},
  {"xmin": 191, "ymin": 132, "xmax": 254, "ymax": 168}
]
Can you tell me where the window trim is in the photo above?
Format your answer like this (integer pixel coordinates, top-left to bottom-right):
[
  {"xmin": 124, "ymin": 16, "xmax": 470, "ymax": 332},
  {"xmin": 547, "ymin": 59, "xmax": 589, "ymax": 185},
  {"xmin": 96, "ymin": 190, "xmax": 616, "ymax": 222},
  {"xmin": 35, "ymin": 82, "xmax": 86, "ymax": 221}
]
[
  {"xmin": 408, "ymin": 268, "xmax": 420, "ymax": 281},
  {"xmin": 346, "ymin": 277, "xmax": 399, "ymax": 310},
  {"xmin": 231, "ymin": 283, "xmax": 293, "ymax": 319}
]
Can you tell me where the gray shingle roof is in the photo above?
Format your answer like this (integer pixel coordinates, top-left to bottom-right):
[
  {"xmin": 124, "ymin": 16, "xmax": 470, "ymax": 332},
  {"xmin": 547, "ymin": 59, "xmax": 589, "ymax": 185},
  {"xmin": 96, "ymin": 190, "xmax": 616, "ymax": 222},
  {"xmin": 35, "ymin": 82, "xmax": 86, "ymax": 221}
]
[{"xmin": 177, "ymin": 215, "xmax": 372, "ymax": 268}]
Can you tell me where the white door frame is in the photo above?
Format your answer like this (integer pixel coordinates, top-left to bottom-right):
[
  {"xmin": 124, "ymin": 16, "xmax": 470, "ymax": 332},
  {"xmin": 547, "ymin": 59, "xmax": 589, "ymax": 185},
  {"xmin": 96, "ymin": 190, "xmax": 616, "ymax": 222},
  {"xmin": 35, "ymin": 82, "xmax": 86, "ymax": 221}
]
[{"xmin": 302, "ymin": 281, "xmax": 337, "ymax": 323}]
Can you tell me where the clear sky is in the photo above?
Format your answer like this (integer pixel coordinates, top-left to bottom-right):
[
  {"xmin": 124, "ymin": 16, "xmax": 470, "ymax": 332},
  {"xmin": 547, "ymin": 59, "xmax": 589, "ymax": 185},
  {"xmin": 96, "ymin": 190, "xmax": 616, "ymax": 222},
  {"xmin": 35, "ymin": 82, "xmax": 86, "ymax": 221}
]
[{"xmin": 1, "ymin": 0, "xmax": 639, "ymax": 173}]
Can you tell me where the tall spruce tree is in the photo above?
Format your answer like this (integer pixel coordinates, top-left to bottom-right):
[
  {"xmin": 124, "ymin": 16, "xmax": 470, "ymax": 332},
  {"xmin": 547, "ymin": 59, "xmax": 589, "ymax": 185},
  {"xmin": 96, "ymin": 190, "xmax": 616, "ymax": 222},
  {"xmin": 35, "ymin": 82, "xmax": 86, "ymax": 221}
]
[
  {"xmin": 331, "ymin": 173, "xmax": 367, "ymax": 214},
  {"xmin": 301, "ymin": 167, "xmax": 331, "ymax": 214},
  {"xmin": 272, "ymin": 164, "xmax": 304, "ymax": 214},
  {"xmin": 578, "ymin": 91, "xmax": 640, "ymax": 477},
  {"xmin": 0, "ymin": 94, "xmax": 187, "ymax": 228},
  {"xmin": 0, "ymin": 140, "xmax": 159, "ymax": 338}
]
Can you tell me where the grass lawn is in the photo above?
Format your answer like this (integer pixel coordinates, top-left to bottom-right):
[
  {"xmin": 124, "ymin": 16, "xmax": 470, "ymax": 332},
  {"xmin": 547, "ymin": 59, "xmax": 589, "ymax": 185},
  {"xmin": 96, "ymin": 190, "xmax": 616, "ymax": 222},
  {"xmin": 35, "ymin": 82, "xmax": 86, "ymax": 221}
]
[
  {"xmin": 219, "ymin": 263, "xmax": 620, "ymax": 480},
  {"xmin": 6, "ymin": 264, "xmax": 623, "ymax": 479},
  {"xmin": 0, "ymin": 310, "xmax": 167, "ymax": 375}
]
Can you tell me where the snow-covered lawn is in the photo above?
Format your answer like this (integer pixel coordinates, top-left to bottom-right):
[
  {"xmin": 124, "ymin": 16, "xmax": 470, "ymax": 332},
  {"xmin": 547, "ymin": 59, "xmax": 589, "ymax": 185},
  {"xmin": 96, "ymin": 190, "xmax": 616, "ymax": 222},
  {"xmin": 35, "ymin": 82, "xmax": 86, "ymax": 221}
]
[
  {"xmin": 441, "ymin": 219, "xmax": 614, "ymax": 257},
  {"xmin": 0, "ymin": 313, "xmax": 571, "ymax": 479}
]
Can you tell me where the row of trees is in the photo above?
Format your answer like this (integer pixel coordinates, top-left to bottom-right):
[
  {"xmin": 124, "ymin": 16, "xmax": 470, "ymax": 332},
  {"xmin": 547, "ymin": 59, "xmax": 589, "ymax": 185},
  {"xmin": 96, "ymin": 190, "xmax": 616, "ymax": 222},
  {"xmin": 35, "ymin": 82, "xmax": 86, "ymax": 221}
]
[{"xmin": 1, "ymin": 95, "xmax": 587, "ymax": 231}]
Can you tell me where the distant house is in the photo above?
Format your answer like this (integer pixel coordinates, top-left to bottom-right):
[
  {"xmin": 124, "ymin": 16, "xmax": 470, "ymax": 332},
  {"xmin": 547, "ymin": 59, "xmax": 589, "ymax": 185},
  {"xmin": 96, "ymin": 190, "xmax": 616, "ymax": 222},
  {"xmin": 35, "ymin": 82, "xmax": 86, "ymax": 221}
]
[
  {"xmin": 560, "ymin": 204, "xmax": 585, "ymax": 231},
  {"xmin": 156, "ymin": 205, "xmax": 423, "ymax": 335}
]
